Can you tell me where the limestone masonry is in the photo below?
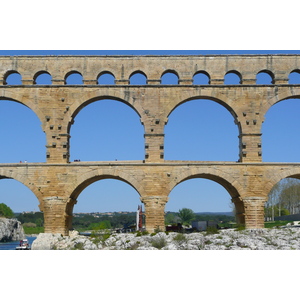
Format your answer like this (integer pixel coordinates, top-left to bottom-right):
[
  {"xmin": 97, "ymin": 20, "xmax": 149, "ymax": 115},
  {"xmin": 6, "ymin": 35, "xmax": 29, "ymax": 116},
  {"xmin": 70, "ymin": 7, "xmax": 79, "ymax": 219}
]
[{"xmin": 1, "ymin": 54, "xmax": 300, "ymax": 234}]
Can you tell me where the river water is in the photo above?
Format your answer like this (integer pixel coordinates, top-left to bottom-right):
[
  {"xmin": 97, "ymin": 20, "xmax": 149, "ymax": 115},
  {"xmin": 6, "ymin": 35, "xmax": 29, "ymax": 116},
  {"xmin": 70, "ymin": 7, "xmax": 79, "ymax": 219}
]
[{"xmin": 0, "ymin": 236, "xmax": 36, "ymax": 250}]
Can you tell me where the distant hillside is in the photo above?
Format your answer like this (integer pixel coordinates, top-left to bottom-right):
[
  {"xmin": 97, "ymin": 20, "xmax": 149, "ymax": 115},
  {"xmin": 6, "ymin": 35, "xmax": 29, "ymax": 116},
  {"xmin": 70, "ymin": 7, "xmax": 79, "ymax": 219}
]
[{"xmin": 195, "ymin": 212, "xmax": 234, "ymax": 216}]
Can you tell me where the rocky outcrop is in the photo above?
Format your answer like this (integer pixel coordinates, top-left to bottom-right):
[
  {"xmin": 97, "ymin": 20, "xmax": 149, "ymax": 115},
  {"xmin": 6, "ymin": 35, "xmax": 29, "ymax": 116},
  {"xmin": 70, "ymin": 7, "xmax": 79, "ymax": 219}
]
[
  {"xmin": 32, "ymin": 226, "xmax": 300, "ymax": 250},
  {"xmin": 0, "ymin": 218, "xmax": 25, "ymax": 242}
]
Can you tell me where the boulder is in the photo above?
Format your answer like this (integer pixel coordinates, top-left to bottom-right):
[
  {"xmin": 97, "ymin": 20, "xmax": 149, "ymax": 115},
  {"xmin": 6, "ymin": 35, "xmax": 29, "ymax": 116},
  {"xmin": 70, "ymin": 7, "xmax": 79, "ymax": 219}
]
[
  {"xmin": 31, "ymin": 233, "xmax": 63, "ymax": 250},
  {"xmin": 0, "ymin": 217, "xmax": 25, "ymax": 242}
]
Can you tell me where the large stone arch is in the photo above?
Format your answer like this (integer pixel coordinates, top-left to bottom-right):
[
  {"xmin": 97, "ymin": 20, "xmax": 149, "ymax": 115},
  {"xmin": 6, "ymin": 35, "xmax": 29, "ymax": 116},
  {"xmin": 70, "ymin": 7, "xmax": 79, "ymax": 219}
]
[
  {"xmin": 264, "ymin": 166, "xmax": 300, "ymax": 197},
  {"xmin": 0, "ymin": 170, "xmax": 42, "ymax": 209},
  {"xmin": 0, "ymin": 94, "xmax": 45, "ymax": 128},
  {"xmin": 68, "ymin": 168, "xmax": 144, "ymax": 207},
  {"xmin": 167, "ymin": 167, "xmax": 245, "ymax": 224},
  {"xmin": 263, "ymin": 87, "xmax": 300, "ymax": 117},
  {"xmin": 67, "ymin": 95, "xmax": 143, "ymax": 134},
  {"xmin": 168, "ymin": 168, "xmax": 242, "ymax": 199},
  {"xmin": 166, "ymin": 95, "xmax": 240, "ymax": 128},
  {"xmin": 164, "ymin": 96, "xmax": 241, "ymax": 160}
]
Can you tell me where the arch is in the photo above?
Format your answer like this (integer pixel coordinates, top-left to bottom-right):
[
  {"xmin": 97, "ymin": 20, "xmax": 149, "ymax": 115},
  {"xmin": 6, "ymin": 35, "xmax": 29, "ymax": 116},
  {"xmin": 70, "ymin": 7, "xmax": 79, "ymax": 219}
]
[
  {"xmin": 97, "ymin": 71, "xmax": 115, "ymax": 85},
  {"xmin": 166, "ymin": 172, "xmax": 243, "ymax": 224},
  {"xmin": 262, "ymin": 97, "xmax": 300, "ymax": 162},
  {"xmin": 65, "ymin": 71, "xmax": 83, "ymax": 85},
  {"xmin": 169, "ymin": 171, "xmax": 242, "ymax": 200},
  {"xmin": 161, "ymin": 70, "xmax": 179, "ymax": 85},
  {"xmin": 265, "ymin": 177, "xmax": 300, "ymax": 219},
  {"xmin": 193, "ymin": 71, "xmax": 210, "ymax": 85},
  {"xmin": 264, "ymin": 166, "xmax": 300, "ymax": 198},
  {"xmin": 69, "ymin": 98, "xmax": 144, "ymax": 161},
  {"xmin": 129, "ymin": 71, "xmax": 147, "ymax": 85},
  {"xmin": 289, "ymin": 69, "xmax": 300, "ymax": 84},
  {"xmin": 224, "ymin": 70, "xmax": 242, "ymax": 84},
  {"xmin": 68, "ymin": 176, "xmax": 141, "ymax": 212},
  {"xmin": 167, "ymin": 95, "xmax": 239, "ymax": 120},
  {"xmin": 33, "ymin": 71, "xmax": 52, "ymax": 85},
  {"xmin": 69, "ymin": 173, "xmax": 143, "ymax": 207},
  {"xmin": 0, "ymin": 99, "xmax": 46, "ymax": 163},
  {"xmin": 0, "ymin": 172, "xmax": 41, "ymax": 211},
  {"xmin": 69, "ymin": 95, "xmax": 142, "ymax": 133},
  {"xmin": 165, "ymin": 97, "xmax": 240, "ymax": 160},
  {"xmin": 0, "ymin": 94, "xmax": 45, "ymax": 129},
  {"xmin": 256, "ymin": 70, "xmax": 274, "ymax": 84},
  {"xmin": 3, "ymin": 71, "xmax": 22, "ymax": 85}
]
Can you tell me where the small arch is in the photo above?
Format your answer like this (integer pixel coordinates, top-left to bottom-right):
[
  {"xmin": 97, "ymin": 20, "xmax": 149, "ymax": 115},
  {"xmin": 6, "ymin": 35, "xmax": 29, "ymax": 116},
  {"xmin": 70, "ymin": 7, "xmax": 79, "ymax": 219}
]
[
  {"xmin": 161, "ymin": 70, "xmax": 179, "ymax": 85},
  {"xmin": 4, "ymin": 71, "xmax": 22, "ymax": 85},
  {"xmin": 256, "ymin": 70, "xmax": 274, "ymax": 84},
  {"xmin": 193, "ymin": 71, "xmax": 210, "ymax": 85},
  {"xmin": 224, "ymin": 70, "xmax": 242, "ymax": 84},
  {"xmin": 129, "ymin": 71, "xmax": 147, "ymax": 85},
  {"xmin": 97, "ymin": 71, "xmax": 115, "ymax": 85},
  {"xmin": 65, "ymin": 71, "xmax": 83, "ymax": 85},
  {"xmin": 33, "ymin": 71, "xmax": 52, "ymax": 85},
  {"xmin": 289, "ymin": 70, "xmax": 300, "ymax": 84}
]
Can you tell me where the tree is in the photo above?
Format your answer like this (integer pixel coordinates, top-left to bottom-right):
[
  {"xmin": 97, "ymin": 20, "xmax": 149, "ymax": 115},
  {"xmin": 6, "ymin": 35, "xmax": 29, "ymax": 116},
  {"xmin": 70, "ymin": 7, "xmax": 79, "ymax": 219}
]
[
  {"xmin": 0, "ymin": 203, "xmax": 14, "ymax": 218},
  {"xmin": 177, "ymin": 208, "xmax": 195, "ymax": 226},
  {"xmin": 266, "ymin": 178, "xmax": 300, "ymax": 220}
]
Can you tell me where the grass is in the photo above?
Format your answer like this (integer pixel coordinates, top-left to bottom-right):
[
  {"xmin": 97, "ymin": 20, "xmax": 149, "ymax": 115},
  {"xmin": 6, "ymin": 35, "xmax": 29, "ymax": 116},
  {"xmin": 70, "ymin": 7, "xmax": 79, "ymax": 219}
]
[
  {"xmin": 23, "ymin": 226, "xmax": 44, "ymax": 234},
  {"xmin": 264, "ymin": 220, "xmax": 290, "ymax": 228}
]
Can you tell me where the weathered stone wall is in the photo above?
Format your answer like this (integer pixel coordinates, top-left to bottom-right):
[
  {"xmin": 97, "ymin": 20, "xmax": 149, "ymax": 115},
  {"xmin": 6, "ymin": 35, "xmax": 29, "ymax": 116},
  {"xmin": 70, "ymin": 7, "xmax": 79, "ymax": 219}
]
[{"xmin": 0, "ymin": 55, "xmax": 300, "ymax": 234}]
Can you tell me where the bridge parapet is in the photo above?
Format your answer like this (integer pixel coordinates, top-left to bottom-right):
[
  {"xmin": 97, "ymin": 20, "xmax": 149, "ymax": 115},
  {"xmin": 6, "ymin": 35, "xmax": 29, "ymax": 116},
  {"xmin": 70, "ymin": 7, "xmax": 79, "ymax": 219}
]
[{"xmin": 0, "ymin": 55, "xmax": 299, "ymax": 86}]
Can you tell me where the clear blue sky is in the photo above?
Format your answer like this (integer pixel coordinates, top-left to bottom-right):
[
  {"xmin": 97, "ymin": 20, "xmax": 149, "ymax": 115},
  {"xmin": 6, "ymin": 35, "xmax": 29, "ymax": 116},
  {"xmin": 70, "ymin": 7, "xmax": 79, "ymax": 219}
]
[{"xmin": 1, "ymin": 50, "xmax": 300, "ymax": 213}]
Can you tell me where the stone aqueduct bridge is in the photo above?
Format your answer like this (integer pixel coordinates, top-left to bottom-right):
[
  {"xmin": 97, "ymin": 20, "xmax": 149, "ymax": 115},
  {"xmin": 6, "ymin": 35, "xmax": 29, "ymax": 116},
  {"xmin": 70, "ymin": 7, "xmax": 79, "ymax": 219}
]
[{"xmin": 1, "ymin": 54, "xmax": 300, "ymax": 234}]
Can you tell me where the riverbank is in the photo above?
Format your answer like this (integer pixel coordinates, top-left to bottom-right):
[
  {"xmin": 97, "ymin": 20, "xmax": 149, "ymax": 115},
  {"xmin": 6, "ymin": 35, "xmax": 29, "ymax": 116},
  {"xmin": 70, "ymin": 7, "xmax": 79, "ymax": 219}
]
[{"xmin": 32, "ymin": 225, "xmax": 300, "ymax": 250}]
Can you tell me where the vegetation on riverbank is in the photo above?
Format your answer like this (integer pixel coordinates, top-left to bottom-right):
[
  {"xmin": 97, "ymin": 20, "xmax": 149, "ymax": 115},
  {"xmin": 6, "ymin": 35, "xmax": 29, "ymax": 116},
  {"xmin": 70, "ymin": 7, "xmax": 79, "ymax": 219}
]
[{"xmin": 11, "ymin": 209, "xmax": 297, "ymax": 235}]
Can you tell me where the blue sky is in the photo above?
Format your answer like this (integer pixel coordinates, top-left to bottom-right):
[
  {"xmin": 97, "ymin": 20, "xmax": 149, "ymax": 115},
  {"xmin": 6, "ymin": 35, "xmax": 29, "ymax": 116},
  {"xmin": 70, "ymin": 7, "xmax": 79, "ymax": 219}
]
[{"xmin": 1, "ymin": 50, "xmax": 300, "ymax": 214}]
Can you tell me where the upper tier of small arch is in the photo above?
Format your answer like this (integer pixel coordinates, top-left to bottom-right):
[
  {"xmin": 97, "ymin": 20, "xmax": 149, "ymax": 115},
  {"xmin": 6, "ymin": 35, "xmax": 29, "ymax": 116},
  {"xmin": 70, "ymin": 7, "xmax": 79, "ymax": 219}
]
[{"xmin": 1, "ymin": 55, "xmax": 300, "ymax": 85}]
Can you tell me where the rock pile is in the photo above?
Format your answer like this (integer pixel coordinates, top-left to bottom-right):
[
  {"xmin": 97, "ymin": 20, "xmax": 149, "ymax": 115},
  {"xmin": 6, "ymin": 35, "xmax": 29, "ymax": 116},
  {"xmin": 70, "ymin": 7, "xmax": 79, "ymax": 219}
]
[
  {"xmin": 0, "ymin": 218, "xmax": 25, "ymax": 242},
  {"xmin": 32, "ymin": 226, "xmax": 300, "ymax": 250}
]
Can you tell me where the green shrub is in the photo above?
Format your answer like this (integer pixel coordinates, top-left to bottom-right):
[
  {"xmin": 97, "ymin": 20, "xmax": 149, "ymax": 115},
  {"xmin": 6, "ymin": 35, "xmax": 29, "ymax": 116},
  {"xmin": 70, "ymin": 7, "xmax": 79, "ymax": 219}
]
[
  {"xmin": 173, "ymin": 233, "xmax": 187, "ymax": 244},
  {"xmin": 151, "ymin": 236, "xmax": 167, "ymax": 249},
  {"xmin": 73, "ymin": 242, "xmax": 84, "ymax": 250},
  {"xmin": 206, "ymin": 226, "xmax": 219, "ymax": 235},
  {"xmin": 91, "ymin": 229, "xmax": 111, "ymax": 244},
  {"xmin": 0, "ymin": 203, "xmax": 14, "ymax": 218}
]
